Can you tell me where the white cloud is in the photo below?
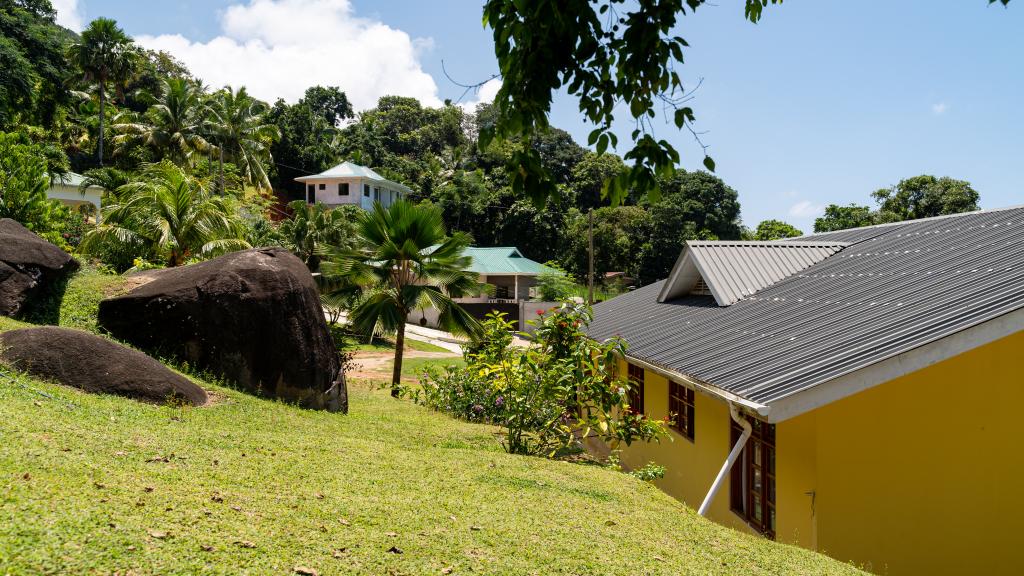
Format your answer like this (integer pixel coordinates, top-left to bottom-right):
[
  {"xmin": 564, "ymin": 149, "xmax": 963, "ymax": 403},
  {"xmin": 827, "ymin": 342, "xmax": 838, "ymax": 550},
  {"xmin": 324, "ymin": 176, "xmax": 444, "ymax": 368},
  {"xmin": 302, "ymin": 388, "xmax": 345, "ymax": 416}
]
[
  {"xmin": 788, "ymin": 200, "xmax": 824, "ymax": 219},
  {"xmin": 457, "ymin": 78, "xmax": 502, "ymax": 112},
  {"xmin": 51, "ymin": 0, "xmax": 84, "ymax": 31},
  {"xmin": 137, "ymin": 0, "xmax": 442, "ymax": 110},
  {"xmin": 931, "ymin": 102, "xmax": 949, "ymax": 115}
]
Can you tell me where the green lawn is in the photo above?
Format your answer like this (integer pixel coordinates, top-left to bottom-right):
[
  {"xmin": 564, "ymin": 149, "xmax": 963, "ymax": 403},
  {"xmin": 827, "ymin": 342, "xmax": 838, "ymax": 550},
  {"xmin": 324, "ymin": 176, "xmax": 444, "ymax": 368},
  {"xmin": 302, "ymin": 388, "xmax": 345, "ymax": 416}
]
[
  {"xmin": 334, "ymin": 332, "xmax": 453, "ymax": 354},
  {"xmin": 400, "ymin": 356, "xmax": 465, "ymax": 379},
  {"xmin": 0, "ymin": 268, "xmax": 864, "ymax": 575}
]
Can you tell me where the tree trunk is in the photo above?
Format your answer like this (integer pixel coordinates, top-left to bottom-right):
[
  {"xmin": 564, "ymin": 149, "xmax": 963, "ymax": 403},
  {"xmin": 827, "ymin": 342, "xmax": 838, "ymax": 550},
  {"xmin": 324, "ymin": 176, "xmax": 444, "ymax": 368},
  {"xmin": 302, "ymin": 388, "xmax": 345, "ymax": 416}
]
[
  {"xmin": 219, "ymin": 147, "xmax": 224, "ymax": 194},
  {"xmin": 391, "ymin": 321, "xmax": 406, "ymax": 397},
  {"xmin": 98, "ymin": 83, "xmax": 106, "ymax": 166}
]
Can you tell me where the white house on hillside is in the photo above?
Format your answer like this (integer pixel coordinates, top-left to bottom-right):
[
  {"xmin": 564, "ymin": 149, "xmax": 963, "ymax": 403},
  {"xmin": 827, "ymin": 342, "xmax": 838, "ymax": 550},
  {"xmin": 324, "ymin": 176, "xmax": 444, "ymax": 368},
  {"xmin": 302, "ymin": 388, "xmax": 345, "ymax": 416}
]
[
  {"xmin": 294, "ymin": 161, "xmax": 412, "ymax": 210},
  {"xmin": 46, "ymin": 172, "xmax": 103, "ymax": 222}
]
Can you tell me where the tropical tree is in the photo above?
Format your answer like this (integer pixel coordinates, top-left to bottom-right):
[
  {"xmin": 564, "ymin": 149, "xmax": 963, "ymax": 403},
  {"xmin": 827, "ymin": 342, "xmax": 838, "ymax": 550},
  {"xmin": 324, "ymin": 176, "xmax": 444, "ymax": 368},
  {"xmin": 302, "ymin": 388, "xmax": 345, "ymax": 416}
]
[
  {"xmin": 814, "ymin": 204, "xmax": 889, "ymax": 233},
  {"xmin": 0, "ymin": 0, "xmax": 74, "ymax": 128},
  {"xmin": 753, "ymin": 219, "xmax": 802, "ymax": 240},
  {"xmin": 68, "ymin": 18, "xmax": 138, "ymax": 165},
  {"xmin": 81, "ymin": 160, "xmax": 250, "ymax": 268},
  {"xmin": 559, "ymin": 206, "xmax": 650, "ymax": 281},
  {"xmin": 480, "ymin": 0, "xmax": 1012, "ymax": 205},
  {"xmin": 112, "ymin": 77, "xmax": 212, "ymax": 167},
  {"xmin": 206, "ymin": 86, "xmax": 280, "ymax": 190},
  {"xmin": 267, "ymin": 85, "xmax": 354, "ymax": 195},
  {"xmin": 871, "ymin": 175, "xmax": 980, "ymax": 221},
  {"xmin": 0, "ymin": 131, "xmax": 63, "ymax": 232},
  {"xmin": 326, "ymin": 200, "xmax": 481, "ymax": 396},
  {"xmin": 279, "ymin": 200, "xmax": 357, "ymax": 272}
]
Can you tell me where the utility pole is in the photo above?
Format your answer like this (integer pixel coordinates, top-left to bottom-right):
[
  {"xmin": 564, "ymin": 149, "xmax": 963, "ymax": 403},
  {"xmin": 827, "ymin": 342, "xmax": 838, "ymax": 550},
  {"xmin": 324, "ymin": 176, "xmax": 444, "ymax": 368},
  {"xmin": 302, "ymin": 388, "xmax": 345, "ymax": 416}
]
[{"xmin": 588, "ymin": 208, "xmax": 595, "ymax": 305}]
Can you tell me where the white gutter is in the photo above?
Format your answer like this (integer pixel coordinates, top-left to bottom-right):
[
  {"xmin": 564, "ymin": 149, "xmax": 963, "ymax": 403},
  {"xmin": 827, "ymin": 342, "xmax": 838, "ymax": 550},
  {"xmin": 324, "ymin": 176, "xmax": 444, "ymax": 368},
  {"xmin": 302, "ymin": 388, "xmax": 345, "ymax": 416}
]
[
  {"xmin": 622, "ymin": 354, "xmax": 771, "ymax": 418},
  {"xmin": 698, "ymin": 402, "xmax": 751, "ymax": 516}
]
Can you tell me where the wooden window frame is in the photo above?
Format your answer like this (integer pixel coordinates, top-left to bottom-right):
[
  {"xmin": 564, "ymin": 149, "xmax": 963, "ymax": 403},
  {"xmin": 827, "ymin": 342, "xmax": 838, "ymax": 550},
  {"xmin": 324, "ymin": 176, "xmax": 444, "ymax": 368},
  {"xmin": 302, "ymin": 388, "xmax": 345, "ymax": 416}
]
[
  {"xmin": 626, "ymin": 362, "xmax": 645, "ymax": 415},
  {"xmin": 730, "ymin": 417, "xmax": 776, "ymax": 539},
  {"xmin": 668, "ymin": 381, "xmax": 695, "ymax": 441}
]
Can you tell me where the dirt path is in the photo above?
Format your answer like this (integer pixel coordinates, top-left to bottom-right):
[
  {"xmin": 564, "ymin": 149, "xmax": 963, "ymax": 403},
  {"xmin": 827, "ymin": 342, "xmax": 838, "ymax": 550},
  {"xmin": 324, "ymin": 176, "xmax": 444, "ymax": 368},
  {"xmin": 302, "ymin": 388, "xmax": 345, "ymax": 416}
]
[{"xmin": 347, "ymin": 349, "xmax": 460, "ymax": 382}]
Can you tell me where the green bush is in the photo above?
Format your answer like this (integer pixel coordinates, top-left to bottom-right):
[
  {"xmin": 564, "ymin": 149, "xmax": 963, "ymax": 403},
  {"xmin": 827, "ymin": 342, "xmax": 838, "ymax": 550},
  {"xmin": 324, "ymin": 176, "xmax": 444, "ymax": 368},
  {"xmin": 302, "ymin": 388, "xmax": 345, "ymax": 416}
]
[
  {"xmin": 0, "ymin": 131, "xmax": 67, "ymax": 235},
  {"xmin": 412, "ymin": 304, "xmax": 668, "ymax": 457}
]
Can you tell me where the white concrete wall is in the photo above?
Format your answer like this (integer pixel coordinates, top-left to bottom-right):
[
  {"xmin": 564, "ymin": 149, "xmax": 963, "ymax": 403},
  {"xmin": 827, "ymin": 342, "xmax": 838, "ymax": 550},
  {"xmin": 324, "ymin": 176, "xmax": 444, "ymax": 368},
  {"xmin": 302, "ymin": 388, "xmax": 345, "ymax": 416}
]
[
  {"xmin": 407, "ymin": 306, "xmax": 441, "ymax": 328},
  {"xmin": 47, "ymin": 185, "xmax": 102, "ymax": 221},
  {"xmin": 305, "ymin": 178, "xmax": 361, "ymax": 206},
  {"xmin": 304, "ymin": 178, "xmax": 405, "ymax": 210}
]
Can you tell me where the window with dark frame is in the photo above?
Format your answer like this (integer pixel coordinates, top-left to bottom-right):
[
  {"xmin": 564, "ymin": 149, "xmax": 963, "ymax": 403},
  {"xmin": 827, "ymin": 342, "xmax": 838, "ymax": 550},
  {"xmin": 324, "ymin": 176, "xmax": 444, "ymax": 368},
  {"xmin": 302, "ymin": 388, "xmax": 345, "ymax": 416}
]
[
  {"xmin": 730, "ymin": 417, "xmax": 776, "ymax": 539},
  {"xmin": 363, "ymin": 184, "xmax": 370, "ymax": 197},
  {"xmin": 374, "ymin": 187, "xmax": 380, "ymax": 201},
  {"xmin": 318, "ymin": 183, "xmax": 325, "ymax": 190},
  {"xmin": 338, "ymin": 182, "xmax": 349, "ymax": 196},
  {"xmin": 668, "ymin": 381, "xmax": 695, "ymax": 440},
  {"xmin": 626, "ymin": 363, "xmax": 645, "ymax": 414}
]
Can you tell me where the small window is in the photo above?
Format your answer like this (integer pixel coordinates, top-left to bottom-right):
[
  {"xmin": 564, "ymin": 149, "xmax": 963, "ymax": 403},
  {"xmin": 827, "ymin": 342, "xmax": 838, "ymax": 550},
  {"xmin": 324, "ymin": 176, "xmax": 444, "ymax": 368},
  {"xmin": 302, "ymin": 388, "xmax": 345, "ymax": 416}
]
[
  {"xmin": 338, "ymin": 182, "xmax": 349, "ymax": 196},
  {"xmin": 374, "ymin": 187, "xmax": 380, "ymax": 201},
  {"xmin": 669, "ymin": 381, "xmax": 695, "ymax": 441},
  {"xmin": 730, "ymin": 417, "xmax": 776, "ymax": 539},
  {"xmin": 626, "ymin": 363, "xmax": 645, "ymax": 414},
  {"xmin": 364, "ymin": 184, "xmax": 370, "ymax": 197},
  {"xmin": 318, "ymin": 183, "xmax": 326, "ymax": 190}
]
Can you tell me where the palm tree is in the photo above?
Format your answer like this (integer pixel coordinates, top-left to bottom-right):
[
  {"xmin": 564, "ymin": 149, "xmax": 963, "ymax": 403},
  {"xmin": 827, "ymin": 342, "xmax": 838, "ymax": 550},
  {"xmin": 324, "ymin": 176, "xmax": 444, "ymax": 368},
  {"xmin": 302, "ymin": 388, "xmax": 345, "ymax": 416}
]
[
  {"xmin": 81, "ymin": 160, "xmax": 250, "ymax": 267},
  {"xmin": 68, "ymin": 18, "xmax": 137, "ymax": 166},
  {"xmin": 279, "ymin": 200, "xmax": 357, "ymax": 272},
  {"xmin": 326, "ymin": 200, "xmax": 481, "ymax": 396},
  {"xmin": 112, "ymin": 78, "xmax": 212, "ymax": 167},
  {"xmin": 205, "ymin": 86, "xmax": 281, "ymax": 190}
]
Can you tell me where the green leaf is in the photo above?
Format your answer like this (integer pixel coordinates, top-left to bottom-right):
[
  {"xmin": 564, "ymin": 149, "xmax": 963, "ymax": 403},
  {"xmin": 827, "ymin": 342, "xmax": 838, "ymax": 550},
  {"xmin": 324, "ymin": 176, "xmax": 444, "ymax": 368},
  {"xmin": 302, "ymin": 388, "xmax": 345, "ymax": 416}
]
[{"xmin": 703, "ymin": 156, "xmax": 716, "ymax": 172}]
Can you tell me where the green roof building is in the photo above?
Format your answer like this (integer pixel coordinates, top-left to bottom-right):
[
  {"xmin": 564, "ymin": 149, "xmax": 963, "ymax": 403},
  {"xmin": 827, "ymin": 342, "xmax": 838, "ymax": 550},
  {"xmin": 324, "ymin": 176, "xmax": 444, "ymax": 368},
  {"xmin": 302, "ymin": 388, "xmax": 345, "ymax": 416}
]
[{"xmin": 460, "ymin": 247, "xmax": 553, "ymax": 301}]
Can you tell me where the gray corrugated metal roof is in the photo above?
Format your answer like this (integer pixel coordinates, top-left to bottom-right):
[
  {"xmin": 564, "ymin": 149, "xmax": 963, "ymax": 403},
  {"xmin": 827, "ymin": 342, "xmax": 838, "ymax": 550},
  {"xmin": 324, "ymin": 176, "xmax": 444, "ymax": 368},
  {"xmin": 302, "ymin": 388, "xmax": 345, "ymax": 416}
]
[
  {"xmin": 589, "ymin": 206, "xmax": 1024, "ymax": 408},
  {"xmin": 659, "ymin": 241, "xmax": 847, "ymax": 306}
]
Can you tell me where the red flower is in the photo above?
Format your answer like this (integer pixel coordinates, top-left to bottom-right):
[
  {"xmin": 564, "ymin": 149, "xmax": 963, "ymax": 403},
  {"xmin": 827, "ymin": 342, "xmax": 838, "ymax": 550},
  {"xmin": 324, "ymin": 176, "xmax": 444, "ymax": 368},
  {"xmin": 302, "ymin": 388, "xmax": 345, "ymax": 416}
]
[{"xmin": 536, "ymin": 309, "xmax": 545, "ymax": 315}]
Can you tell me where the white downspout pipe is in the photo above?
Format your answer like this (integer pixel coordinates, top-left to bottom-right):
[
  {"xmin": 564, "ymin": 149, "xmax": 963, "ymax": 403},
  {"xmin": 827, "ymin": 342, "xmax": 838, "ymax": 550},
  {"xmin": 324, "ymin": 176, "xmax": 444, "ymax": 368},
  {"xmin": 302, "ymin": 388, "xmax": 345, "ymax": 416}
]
[{"xmin": 698, "ymin": 402, "xmax": 752, "ymax": 516}]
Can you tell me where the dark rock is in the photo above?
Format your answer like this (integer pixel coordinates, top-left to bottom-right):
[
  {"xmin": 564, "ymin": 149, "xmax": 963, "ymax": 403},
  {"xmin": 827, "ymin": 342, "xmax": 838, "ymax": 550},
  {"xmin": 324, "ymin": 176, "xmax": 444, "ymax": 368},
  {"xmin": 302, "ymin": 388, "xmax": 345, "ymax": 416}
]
[
  {"xmin": 0, "ymin": 326, "xmax": 207, "ymax": 405},
  {"xmin": 0, "ymin": 219, "xmax": 79, "ymax": 317},
  {"xmin": 97, "ymin": 248, "xmax": 346, "ymax": 412}
]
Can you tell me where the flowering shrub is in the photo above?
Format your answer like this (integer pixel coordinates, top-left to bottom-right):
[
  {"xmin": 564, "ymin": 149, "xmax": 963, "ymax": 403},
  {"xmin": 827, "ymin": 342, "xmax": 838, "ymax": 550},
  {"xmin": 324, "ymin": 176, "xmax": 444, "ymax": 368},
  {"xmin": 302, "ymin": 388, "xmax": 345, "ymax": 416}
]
[{"xmin": 411, "ymin": 304, "xmax": 669, "ymax": 457}]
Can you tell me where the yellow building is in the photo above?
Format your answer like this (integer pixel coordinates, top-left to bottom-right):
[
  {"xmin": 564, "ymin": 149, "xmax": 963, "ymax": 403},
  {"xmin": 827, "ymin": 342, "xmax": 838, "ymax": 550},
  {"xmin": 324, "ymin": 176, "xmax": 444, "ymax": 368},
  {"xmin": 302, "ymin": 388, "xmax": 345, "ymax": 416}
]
[{"xmin": 588, "ymin": 207, "xmax": 1024, "ymax": 575}]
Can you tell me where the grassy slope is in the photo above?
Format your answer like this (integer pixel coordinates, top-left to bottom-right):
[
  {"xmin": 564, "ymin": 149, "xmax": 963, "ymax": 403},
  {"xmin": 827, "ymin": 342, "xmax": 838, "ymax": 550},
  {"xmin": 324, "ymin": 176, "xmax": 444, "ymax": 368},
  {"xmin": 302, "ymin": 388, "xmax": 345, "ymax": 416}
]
[{"xmin": 0, "ymin": 269, "xmax": 864, "ymax": 575}]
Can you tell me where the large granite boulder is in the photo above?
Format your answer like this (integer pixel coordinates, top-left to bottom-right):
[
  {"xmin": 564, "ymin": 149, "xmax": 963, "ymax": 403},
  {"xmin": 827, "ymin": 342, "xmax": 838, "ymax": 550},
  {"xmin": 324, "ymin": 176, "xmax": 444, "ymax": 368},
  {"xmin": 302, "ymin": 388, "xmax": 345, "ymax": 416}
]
[
  {"xmin": 0, "ymin": 326, "xmax": 207, "ymax": 405},
  {"xmin": 97, "ymin": 248, "xmax": 346, "ymax": 412},
  {"xmin": 0, "ymin": 219, "xmax": 79, "ymax": 317}
]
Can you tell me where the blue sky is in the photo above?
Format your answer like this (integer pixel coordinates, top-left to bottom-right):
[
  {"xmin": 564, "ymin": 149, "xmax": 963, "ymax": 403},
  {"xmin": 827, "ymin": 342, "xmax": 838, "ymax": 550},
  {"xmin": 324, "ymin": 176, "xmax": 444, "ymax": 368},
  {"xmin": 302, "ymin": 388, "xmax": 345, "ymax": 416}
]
[{"xmin": 58, "ymin": 0, "xmax": 1023, "ymax": 231}]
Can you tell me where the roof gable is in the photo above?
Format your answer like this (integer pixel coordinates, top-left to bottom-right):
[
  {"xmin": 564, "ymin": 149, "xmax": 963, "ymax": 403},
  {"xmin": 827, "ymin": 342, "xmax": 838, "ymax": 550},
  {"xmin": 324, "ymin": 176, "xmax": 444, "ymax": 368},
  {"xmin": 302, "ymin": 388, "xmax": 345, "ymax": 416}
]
[{"xmin": 658, "ymin": 241, "xmax": 848, "ymax": 306}]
